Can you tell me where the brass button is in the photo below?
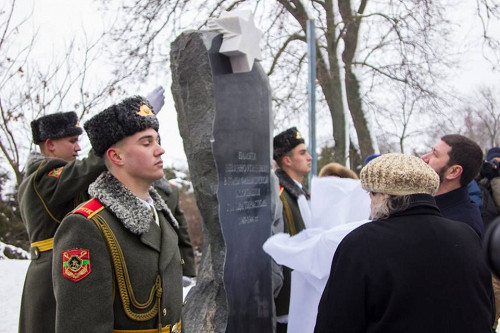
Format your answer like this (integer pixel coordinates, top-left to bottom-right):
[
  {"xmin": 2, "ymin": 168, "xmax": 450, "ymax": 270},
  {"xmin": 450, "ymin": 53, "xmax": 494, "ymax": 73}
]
[
  {"xmin": 163, "ymin": 308, "xmax": 167, "ymax": 316},
  {"xmin": 34, "ymin": 249, "xmax": 39, "ymax": 257}
]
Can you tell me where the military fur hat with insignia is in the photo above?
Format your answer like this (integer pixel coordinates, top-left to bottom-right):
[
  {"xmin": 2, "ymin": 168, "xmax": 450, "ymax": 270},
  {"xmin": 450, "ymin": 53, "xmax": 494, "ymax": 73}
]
[
  {"xmin": 273, "ymin": 127, "xmax": 305, "ymax": 160},
  {"xmin": 84, "ymin": 95, "xmax": 159, "ymax": 156},
  {"xmin": 31, "ymin": 111, "xmax": 83, "ymax": 144}
]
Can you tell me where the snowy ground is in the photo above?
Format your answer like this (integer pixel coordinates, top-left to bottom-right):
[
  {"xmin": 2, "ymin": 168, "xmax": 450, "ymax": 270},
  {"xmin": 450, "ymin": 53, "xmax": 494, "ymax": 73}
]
[
  {"xmin": 0, "ymin": 259, "xmax": 29, "ymax": 333},
  {"xmin": 1, "ymin": 259, "xmax": 499, "ymax": 333},
  {"xmin": 0, "ymin": 259, "xmax": 194, "ymax": 333}
]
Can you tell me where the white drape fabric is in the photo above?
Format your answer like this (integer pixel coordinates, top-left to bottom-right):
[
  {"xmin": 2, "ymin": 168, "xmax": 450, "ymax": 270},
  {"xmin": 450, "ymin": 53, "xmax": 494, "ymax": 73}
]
[{"xmin": 264, "ymin": 176, "xmax": 371, "ymax": 333}]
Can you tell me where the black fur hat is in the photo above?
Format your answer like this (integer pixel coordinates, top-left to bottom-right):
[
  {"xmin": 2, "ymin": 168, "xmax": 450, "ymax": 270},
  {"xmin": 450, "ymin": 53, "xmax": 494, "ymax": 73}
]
[
  {"xmin": 84, "ymin": 96, "xmax": 159, "ymax": 157},
  {"xmin": 31, "ymin": 111, "xmax": 83, "ymax": 144},
  {"xmin": 273, "ymin": 127, "xmax": 305, "ymax": 160}
]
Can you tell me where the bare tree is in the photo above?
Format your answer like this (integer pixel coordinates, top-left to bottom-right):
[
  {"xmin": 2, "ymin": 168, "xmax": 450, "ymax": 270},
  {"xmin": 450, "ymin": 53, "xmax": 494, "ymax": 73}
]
[
  {"xmin": 475, "ymin": 0, "xmax": 500, "ymax": 67},
  {"xmin": 460, "ymin": 86, "xmax": 500, "ymax": 150},
  {"xmin": 97, "ymin": 0, "xmax": 496, "ymax": 166},
  {"xmin": 0, "ymin": 0, "xmax": 129, "ymax": 189},
  {"xmin": 421, "ymin": 85, "xmax": 500, "ymax": 157}
]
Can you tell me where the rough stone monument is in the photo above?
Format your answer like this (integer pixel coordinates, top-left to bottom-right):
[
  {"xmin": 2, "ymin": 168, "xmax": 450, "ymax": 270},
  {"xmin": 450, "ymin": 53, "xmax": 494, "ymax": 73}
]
[{"xmin": 170, "ymin": 11, "xmax": 274, "ymax": 333}]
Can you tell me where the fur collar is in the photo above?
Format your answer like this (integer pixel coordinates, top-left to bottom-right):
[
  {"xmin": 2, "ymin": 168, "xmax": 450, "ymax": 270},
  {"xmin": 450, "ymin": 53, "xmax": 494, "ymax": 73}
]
[
  {"xmin": 88, "ymin": 172, "xmax": 179, "ymax": 235},
  {"xmin": 26, "ymin": 151, "xmax": 46, "ymax": 167},
  {"xmin": 275, "ymin": 168, "xmax": 309, "ymax": 199},
  {"xmin": 24, "ymin": 151, "xmax": 68, "ymax": 179},
  {"xmin": 24, "ymin": 151, "xmax": 50, "ymax": 176}
]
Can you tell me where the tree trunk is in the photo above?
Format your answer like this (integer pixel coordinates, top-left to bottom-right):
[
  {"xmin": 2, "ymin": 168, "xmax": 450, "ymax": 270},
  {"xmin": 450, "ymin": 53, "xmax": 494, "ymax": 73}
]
[
  {"xmin": 344, "ymin": 67, "xmax": 374, "ymax": 160},
  {"xmin": 339, "ymin": 0, "xmax": 375, "ymax": 161},
  {"xmin": 277, "ymin": 0, "xmax": 347, "ymax": 163}
]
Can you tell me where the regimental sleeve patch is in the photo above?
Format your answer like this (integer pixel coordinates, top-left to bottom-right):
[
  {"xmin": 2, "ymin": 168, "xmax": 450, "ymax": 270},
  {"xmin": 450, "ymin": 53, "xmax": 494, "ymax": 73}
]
[
  {"xmin": 62, "ymin": 249, "xmax": 91, "ymax": 282},
  {"xmin": 48, "ymin": 167, "xmax": 64, "ymax": 178}
]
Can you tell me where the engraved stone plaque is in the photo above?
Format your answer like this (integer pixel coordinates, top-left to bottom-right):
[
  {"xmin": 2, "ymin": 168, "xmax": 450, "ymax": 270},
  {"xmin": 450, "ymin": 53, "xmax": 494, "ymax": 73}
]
[{"xmin": 210, "ymin": 34, "xmax": 274, "ymax": 332}]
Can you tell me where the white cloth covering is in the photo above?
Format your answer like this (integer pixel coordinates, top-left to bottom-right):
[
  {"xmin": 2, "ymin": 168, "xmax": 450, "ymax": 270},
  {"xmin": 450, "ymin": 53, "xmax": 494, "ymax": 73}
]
[{"xmin": 263, "ymin": 176, "xmax": 371, "ymax": 333}]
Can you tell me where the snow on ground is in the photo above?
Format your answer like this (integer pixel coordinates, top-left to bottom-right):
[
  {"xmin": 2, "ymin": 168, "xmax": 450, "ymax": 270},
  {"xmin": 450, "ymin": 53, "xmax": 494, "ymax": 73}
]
[
  {"xmin": 0, "ymin": 259, "xmax": 194, "ymax": 333},
  {"xmin": 0, "ymin": 259, "xmax": 29, "ymax": 333},
  {"xmin": 0, "ymin": 259, "xmax": 498, "ymax": 332}
]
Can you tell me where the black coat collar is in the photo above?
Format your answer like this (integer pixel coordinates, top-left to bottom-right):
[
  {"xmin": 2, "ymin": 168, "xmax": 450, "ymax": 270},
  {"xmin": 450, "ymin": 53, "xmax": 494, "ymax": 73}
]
[
  {"xmin": 387, "ymin": 194, "xmax": 441, "ymax": 219},
  {"xmin": 275, "ymin": 168, "xmax": 308, "ymax": 199},
  {"xmin": 434, "ymin": 186, "xmax": 469, "ymax": 210}
]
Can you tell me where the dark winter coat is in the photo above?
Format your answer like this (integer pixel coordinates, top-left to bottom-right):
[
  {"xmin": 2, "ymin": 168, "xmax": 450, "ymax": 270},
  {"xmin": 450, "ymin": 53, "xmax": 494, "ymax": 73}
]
[
  {"xmin": 315, "ymin": 194, "xmax": 494, "ymax": 333},
  {"xmin": 435, "ymin": 185, "xmax": 484, "ymax": 238},
  {"xmin": 52, "ymin": 172, "xmax": 183, "ymax": 332},
  {"xmin": 478, "ymin": 178, "xmax": 500, "ymax": 229},
  {"xmin": 274, "ymin": 168, "xmax": 308, "ymax": 318},
  {"xmin": 17, "ymin": 151, "xmax": 105, "ymax": 333},
  {"xmin": 154, "ymin": 178, "xmax": 196, "ymax": 277}
]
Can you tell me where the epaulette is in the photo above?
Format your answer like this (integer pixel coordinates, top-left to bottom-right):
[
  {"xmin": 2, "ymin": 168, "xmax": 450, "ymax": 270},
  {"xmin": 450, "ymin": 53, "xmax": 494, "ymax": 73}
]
[{"xmin": 73, "ymin": 197, "xmax": 105, "ymax": 219}]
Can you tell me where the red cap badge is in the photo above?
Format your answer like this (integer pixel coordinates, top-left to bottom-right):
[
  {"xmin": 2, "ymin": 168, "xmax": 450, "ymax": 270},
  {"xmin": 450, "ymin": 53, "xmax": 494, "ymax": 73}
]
[{"xmin": 62, "ymin": 249, "xmax": 91, "ymax": 282}]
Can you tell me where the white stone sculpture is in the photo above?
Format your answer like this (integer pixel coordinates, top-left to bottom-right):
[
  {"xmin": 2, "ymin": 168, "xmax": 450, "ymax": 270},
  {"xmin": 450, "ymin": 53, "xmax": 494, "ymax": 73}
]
[{"xmin": 208, "ymin": 9, "xmax": 263, "ymax": 73}]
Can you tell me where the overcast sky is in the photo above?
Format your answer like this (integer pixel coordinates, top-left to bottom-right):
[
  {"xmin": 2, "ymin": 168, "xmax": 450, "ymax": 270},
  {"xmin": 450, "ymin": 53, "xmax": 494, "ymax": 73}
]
[{"xmin": 9, "ymin": 0, "xmax": 500, "ymax": 170}]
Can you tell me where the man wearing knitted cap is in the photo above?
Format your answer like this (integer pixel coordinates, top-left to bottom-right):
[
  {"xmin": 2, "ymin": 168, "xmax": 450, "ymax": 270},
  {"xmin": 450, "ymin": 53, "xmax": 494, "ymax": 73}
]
[
  {"xmin": 52, "ymin": 96, "xmax": 183, "ymax": 333},
  {"xmin": 421, "ymin": 134, "xmax": 484, "ymax": 237},
  {"xmin": 315, "ymin": 153, "xmax": 494, "ymax": 332},
  {"xmin": 17, "ymin": 111, "xmax": 106, "ymax": 333},
  {"xmin": 272, "ymin": 126, "xmax": 312, "ymax": 332}
]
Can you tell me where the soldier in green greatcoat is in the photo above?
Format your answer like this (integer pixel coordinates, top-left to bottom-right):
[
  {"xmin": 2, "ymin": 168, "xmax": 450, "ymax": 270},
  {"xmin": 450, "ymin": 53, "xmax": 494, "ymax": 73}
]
[
  {"xmin": 52, "ymin": 96, "xmax": 184, "ymax": 332},
  {"xmin": 18, "ymin": 111, "xmax": 106, "ymax": 333},
  {"xmin": 272, "ymin": 127, "xmax": 312, "ymax": 333}
]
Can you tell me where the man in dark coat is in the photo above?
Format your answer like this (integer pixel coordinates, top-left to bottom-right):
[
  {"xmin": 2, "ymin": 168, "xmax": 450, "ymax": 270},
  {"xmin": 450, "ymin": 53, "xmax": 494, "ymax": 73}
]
[
  {"xmin": 52, "ymin": 96, "xmax": 183, "ymax": 332},
  {"xmin": 315, "ymin": 153, "xmax": 495, "ymax": 333},
  {"xmin": 421, "ymin": 134, "xmax": 484, "ymax": 237},
  {"xmin": 17, "ymin": 111, "xmax": 106, "ymax": 333},
  {"xmin": 273, "ymin": 127, "xmax": 312, "ymax": 332}
]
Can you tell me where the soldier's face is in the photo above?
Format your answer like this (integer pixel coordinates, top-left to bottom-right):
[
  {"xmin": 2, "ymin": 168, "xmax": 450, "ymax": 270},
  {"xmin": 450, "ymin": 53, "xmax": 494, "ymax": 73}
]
[
  {"xmin": 115, "ymin": 128, "xmax": 165, "ymax": 183},
  {"xmin": 49, "ymin": 135, "xmax": 81, "ymax": 162},
  {"xmin": 288, "ymin": 143, "xmax": 312, "ymax": 177}
]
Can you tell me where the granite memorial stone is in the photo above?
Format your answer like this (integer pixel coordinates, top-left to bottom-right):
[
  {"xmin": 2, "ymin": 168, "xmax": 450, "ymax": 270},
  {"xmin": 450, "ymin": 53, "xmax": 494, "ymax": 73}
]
[{"xmin": 170, "ymin": 12, "xmax": 274, "ymax": 332}]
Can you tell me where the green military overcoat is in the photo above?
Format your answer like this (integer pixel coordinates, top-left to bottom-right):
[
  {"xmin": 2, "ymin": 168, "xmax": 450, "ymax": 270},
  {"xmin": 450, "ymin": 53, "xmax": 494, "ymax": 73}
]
[
  {"xmin": 154, "ymin": 178, "xmax": 196, "ymax": 277},
  {"xmin": 52, "ymin": 172, "xmax": 183, "ymax": 332},
  {"xmin": 17, "ymin": 151, "xmax": 105, "ymax": 333},
  {"xmin": 274, "ymin": 168, "xmax": 308, "ymax": 319}
]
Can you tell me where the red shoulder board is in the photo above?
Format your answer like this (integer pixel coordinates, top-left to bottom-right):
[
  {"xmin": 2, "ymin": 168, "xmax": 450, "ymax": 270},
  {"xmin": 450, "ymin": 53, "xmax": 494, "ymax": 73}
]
[
  {"xmin": 48, "ymin": 167, "xmax": 64, "ymax": 178},
  {"xmin": 73, "ymin": 198, "xmax": 104, "ymax": 219},
  {"xmin": 62, "ymin": 248, "xmax": 91, "ymax": 282}
]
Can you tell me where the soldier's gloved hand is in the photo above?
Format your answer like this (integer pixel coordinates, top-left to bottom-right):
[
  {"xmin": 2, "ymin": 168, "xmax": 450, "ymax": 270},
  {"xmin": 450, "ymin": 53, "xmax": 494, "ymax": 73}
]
[{"xmin": 146, "ymin": 86, "xmax": 165, "ymax": 114}]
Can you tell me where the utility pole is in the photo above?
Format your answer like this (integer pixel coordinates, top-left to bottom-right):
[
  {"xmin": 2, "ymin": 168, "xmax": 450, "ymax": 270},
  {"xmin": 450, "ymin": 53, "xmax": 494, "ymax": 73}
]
[{"xmin": 307, "ymin": 19, "xmax": 317, "ymax": 184}]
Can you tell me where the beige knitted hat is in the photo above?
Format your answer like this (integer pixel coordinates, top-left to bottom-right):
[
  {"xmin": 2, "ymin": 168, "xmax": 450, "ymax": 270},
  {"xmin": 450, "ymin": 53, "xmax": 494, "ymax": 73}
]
[{"xmin": 360, "ymin": 153, "xmax": 439, "ymax": 196}]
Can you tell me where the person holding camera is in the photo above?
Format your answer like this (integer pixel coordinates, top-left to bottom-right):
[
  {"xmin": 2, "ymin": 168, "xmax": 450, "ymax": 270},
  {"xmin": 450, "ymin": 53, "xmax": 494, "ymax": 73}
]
[
  {"xmin": 479, "ymin": 147, "xmax": 500, "ymax": 330},
  {"xmin": 480, "ymin": 147, "xmax": 500, "ymax": 226}
]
